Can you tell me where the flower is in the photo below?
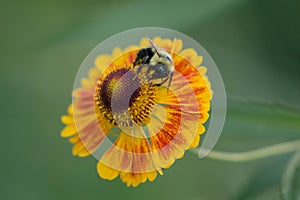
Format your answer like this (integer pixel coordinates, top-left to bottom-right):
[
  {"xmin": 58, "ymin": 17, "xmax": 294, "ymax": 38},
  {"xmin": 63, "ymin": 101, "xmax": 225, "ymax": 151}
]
[{"xmin": 61, "ymin": 37, "xmax": 212, "ymax": 187}]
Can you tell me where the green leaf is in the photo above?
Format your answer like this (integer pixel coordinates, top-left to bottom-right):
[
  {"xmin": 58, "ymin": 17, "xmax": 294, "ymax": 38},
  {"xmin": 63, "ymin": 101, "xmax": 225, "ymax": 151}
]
[
  {"xmin": 233, "ymin": 156, "xmax": 288, "ymax": 200},
  {"xmin": 281, "ymin": 151, "xmax": 300, "ymax": 200},
  {"xmin": 228, "ymin": 97, "xmax": 300, "ymax": 129},
  {"xmin": 217, "ymin": 98, "xmax": 300, "ymax": 150}
]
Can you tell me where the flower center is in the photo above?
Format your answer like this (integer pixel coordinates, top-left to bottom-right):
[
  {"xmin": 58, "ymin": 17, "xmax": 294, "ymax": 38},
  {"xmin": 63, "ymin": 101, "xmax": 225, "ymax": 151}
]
[{"xmin": 95, "ymin": 67, "xmax": 157, "ymax": 127}]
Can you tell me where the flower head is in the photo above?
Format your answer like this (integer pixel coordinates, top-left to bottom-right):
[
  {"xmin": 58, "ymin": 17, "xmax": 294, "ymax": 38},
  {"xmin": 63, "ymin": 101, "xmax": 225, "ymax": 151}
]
[{"xmin": 61, "ymin": 37, "xmax": 212, "ymax": 187}]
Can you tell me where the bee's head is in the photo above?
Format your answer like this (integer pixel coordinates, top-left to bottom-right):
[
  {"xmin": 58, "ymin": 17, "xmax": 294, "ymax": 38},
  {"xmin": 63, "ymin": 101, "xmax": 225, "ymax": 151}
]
[
  {"xmin": 150, "ymin": 49, "xmax": 173, "ymax": 67},
  {"xmin": 147, "ymin": 37, "xmax": 174, "ymax": 69}
]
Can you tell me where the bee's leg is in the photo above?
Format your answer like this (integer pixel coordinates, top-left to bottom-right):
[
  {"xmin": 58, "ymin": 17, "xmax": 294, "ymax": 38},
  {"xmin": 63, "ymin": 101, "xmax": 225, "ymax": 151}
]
[
  {"xmin": 151, "ymin": 73, "xmax": 172, "ymax": 93},
  {"xmin": 133, "ymin": 54, "xmax": 150, "ymax": 79},
  {"xmin": 145, "ymin": 65, "xmax": 155, "ymax": 83},
  {"xmin": 133, "ymin": 64, "xmax": 143, "ymax": 81},
  {"xmin": 152, "ymin": 76, "xmax": 169, "ymax": 87},
  {"xmin": 136, "ymin": 64, "xmax": 144, "ymax": 74},
  {"xmin": 167, "ymin": 71, "xmax": 173, "ymax": 93},
  {"xmin": 160, "ymin": 77, "xmax": 169, "ymax": 85},
  {"xmin": 145, "ymin": 64, "xmax": 154, "ymax": 74}
]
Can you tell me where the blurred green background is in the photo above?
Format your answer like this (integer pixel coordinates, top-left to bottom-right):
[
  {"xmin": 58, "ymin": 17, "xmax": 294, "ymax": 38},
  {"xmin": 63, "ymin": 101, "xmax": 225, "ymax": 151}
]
[{"xmin": 1, "ymin": 0, "xmax": 299, "ymax": 199}]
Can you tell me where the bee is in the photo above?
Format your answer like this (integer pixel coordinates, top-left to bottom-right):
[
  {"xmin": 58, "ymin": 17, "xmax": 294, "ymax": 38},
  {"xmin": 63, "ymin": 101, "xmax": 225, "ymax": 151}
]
[{"xmin": 133, "ymin": 37, "xmax": 174, "ymax": 89}]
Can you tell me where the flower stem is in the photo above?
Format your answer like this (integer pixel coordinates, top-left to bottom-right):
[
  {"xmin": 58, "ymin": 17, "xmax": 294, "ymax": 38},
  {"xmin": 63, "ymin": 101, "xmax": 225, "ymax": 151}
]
[{"xmin": 192, "ymin": 139, "xmax": 300, "ymax": 162}]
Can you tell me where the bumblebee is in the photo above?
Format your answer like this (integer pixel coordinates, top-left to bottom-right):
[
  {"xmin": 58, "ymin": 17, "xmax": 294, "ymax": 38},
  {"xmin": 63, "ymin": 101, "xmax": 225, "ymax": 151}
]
[{"xmin": 133, "ymin": 38, "xmax": 174, "ymax": 88}]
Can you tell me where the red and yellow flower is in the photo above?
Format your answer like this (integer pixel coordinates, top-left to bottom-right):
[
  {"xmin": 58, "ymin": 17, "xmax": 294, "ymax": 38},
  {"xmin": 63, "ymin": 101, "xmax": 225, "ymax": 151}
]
[{"xmin": 61, "ymin": 37, "xmax": 212, "ymax": 187}]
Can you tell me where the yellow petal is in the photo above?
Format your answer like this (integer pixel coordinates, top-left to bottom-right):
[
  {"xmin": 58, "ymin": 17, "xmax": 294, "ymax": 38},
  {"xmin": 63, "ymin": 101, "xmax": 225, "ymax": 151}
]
[
  {"xmin": 179, "ymin": 48, "xmax": 203, "ymax": 67},
  {"xmin": 189, "ymin": 135, "xmax": 200, "ymax": 149},
  {"xmin": 95, "ymin": 55, "xmax": 111, "ymax": 73},
  {"xmin": 153, "ymin": 37, "xmax": 163, "ymax": 46},
  {"xmin": 88, "ymin": 68, "xmax": 100, "ymax": 81},
  {"xmin": 112, "ymin": 47, "xmax": 122, "ymax": 59},
  {"xmin": 80, "ymin": 78, "xmax": 93, "ymax": 88},
  {"xmin": 68, "ymin": 135, "xmax": 79, "ymax": 144},
  {"xmin": 67, "ymin": 104, "xmax": 73, "ymax": 115},
  {"xmin": 139, "ymin": 37, "xmax": 150, "ymax": 48},
  {"xmin": 97, "ymin": 162, "xmax": 119, "ymax": 181},
  {"xmin": 119, "ymin": 172, "xmax": 147, "ymax": 187},
  {"xmin": 197, "ymin": 124, "xmax": 206, "ymax": 135},
  {"xmin": 172, "ymin": 38, "xmax": 183, "ymax": 53},
  {"xmin": 158, "ymin": 38, "xmax": 173, "ymax": 51},
  {"xmin": 61, "ymin": 125, "xmax": 77, "ymax": 137},
  {"xmin": 100, "ymin": 130, "xmax": 157, "ymax": 174},
  {"xmin": 61, "ymin": 115, "xmax": 74, "ymax": 125},
  {"xmin": 198, "ymin": 66, "xmax": 207, "ymax": 74},
  {"xmin": 124, "ymin": 45, "xmax": 139, "ymax": 52},
  {"xmin": 132, "ymin": 175, "xmax": 141, "ymax": 187},
  {"xmin": 72, "ymin": 142, "xmax": 85, "ymax": 156},
  {"xmin": 147, "ymin": 171, "xmax": 157, "ymax": 182},
  {"xmin": 78, "ymin": 148, "xmax": 91, "ymax": 157}
]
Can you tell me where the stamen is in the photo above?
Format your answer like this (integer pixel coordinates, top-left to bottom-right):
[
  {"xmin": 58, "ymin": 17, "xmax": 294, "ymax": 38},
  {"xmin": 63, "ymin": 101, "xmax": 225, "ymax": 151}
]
[{"xmin": 95, "ymin": 67, "xmax": 158, "ymax": 128}]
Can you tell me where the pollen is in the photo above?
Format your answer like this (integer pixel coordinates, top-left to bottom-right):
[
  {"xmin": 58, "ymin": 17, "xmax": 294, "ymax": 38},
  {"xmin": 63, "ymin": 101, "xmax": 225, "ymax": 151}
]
[{"xmin": 94, "ymin": 67, "xmax": 158, "ymax": 127}]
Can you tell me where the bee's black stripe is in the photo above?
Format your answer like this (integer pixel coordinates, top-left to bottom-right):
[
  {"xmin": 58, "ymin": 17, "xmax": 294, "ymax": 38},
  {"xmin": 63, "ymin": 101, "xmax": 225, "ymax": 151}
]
[{"xmin": 133, "ymin": 47, "xmax": 154, "ymax": 66}]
